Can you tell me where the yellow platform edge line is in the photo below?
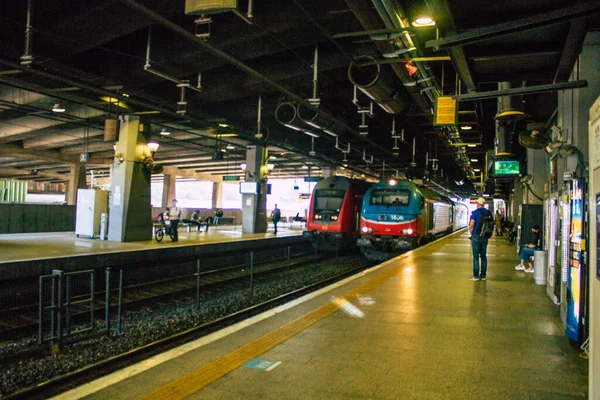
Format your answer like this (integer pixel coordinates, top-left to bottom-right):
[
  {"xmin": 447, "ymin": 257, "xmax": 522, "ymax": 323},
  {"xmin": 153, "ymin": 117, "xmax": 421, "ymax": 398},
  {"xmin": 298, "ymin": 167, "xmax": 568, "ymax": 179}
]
[{"xmin": 140, "ymin": 233, "xmax": 458, "ymax": 400}]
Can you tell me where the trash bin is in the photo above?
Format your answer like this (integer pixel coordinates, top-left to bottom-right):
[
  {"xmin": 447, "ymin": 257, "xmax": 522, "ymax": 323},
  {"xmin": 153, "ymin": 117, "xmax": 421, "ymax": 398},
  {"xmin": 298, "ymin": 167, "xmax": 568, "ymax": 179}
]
[{"xmin": 533, "ymin": 250, "xmax": 548, "ymax": 285}]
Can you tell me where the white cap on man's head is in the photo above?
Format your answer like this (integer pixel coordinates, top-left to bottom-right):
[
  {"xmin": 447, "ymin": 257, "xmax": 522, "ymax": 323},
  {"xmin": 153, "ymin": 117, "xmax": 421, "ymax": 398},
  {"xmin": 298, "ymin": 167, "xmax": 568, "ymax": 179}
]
[{"xmin": 477, "ymin": 197, "xmax": 486, "ymax": 205}]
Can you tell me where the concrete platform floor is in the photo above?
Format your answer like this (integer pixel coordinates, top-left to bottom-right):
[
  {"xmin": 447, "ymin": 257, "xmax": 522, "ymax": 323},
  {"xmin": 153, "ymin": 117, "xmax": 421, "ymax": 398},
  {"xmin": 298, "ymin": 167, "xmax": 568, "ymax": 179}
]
[
  {"xmin": 0, "ymin": 224, "xmax": 302, "ymax": 264},
  {"xmin": 56, "ymin": 230, "xmax": 588, "ymax": 400}
]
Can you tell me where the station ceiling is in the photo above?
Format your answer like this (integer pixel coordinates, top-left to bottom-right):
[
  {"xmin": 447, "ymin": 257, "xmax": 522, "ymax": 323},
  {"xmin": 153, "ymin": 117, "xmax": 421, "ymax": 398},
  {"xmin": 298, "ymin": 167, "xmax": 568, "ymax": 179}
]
[{"xmin": 0, "ymin": 0, "xmax": 597, "ymax": 197}]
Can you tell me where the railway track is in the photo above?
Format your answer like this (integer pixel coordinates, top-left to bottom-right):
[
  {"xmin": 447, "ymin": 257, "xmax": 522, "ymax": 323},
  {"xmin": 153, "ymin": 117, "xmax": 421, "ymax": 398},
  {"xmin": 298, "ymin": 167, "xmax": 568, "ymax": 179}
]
[
  {"xmin": 0, "ymin": 251, "xmax": 322, "ymax": 340},
  {"xmin": 4, "ymin": 255, "xmax": 372, "ymax": 399}
]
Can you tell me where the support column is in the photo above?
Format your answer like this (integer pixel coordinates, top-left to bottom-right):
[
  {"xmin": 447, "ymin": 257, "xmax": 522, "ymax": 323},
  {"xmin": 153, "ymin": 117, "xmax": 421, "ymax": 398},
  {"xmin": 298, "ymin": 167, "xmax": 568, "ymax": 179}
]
[
  {"xmin": 212, "ymin": 181, "xmax": 223, "ymax": 209},
  {"xmin": 162, "ymin": 172, "xmax": 176, "ymax": 207},
  {"xmin": 241, "ymin": 145, "xmax": 268, "ymax": 234},
  {"xmin": 321, "ymin": 168, "xmax": 335, "ymax": 178},
  {"xmin": 66, "ymin": 162, "xmax": 87, "ymax": 205},
  {"xmin": 108, "ymin": 115, "xmax": 152, "ymax": 242}
]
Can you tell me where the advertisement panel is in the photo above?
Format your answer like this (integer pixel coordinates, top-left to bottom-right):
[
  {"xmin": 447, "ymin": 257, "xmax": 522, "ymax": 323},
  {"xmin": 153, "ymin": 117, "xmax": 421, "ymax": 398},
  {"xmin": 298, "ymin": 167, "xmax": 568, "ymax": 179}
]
[{"xmin": 566, "ymin": 179, "xmax": 583, "ymax": 342}]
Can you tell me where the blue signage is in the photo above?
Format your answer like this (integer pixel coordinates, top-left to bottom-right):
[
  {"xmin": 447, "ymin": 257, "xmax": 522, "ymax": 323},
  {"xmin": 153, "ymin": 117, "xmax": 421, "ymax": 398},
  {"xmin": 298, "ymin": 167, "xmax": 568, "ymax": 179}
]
[{"xmin": 243, "ymin": 358, "xmax": 281, "ymax": 371}]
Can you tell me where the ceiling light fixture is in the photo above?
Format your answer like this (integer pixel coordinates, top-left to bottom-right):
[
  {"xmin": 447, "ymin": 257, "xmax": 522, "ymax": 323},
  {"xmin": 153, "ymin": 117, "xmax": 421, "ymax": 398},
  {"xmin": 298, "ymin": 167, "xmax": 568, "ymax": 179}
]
[
  {"xmin": 468, "ymin": 144, "xmax": 478, "ymax": 148},
  {"xmin": 160, "ymin": 127, "xmax": 170, "ymax": 136},
  {"xmin": 302, "ymin": 130, "xmax": 320, "ymax": 138},
  {"xmin": 147, "ymin": 142, "xmax": 160, "ymax": 154},
  {"xmin": 382, "ymin": 46, "xmax": 416, "ymax": 59},
  {"xmin": 471, "ymin": 159, "xmax": 479, "ymax": 162},
  {"xmin": 323, "ymin": 129, "xmax": 338, "ymax": 137},
  {"xmin": 52, "ymin": 102, "xmax": 66, "ymax": 113},
  {"xmin": 218, "ymin": 123, "xmax": 229, "ymax": 127},
  {"xmin": 240, "ymin": 162, "xmax": 247, "ymax": 171},
  {"xmin": 460, "ymin": 125, "xmax": 472, "ymax": 130},
  {"xmin": 474, "ymin": 168, "xmax": 481, "ymax": 172},
  {"xmin": 226, "ymin": 144, "xmax": 235, "ymax": 150},
  {"xmin": 284, "ymin": 123, "xmax": 302, "ymax": 131},
  {"xmin": 412, "ymin": 16, "xmax": 436, "ymax": 27}
]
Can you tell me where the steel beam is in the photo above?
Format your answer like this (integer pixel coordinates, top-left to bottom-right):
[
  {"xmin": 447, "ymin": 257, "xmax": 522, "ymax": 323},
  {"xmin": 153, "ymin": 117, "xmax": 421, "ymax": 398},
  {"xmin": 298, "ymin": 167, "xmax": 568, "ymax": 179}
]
[
  {"xmin": 554, "ymin": 18, "xmax": 593, "ymax": 83},
  {"xmin": 453, "ymin": 80, "xmax": 587, "ymax": 102},
  {"xmin": 427, "ymin": 1, "xmax": 600, "ymax": 50}
]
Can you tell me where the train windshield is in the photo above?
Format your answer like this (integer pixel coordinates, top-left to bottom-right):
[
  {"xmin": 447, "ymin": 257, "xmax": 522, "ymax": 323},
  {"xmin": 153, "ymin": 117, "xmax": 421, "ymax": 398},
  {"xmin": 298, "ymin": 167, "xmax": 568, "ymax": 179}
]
[
  {"xmin": 370, "ymin": 189, "xmax": 410, "ymax": 206},
  {"xmin": 314, "ymin": 189, "xmax": 346, "ymax": 212}
]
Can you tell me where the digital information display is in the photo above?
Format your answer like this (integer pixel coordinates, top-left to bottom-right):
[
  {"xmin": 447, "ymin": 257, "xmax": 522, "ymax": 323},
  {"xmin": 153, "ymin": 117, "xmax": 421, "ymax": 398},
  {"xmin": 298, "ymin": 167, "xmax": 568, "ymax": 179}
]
[
  {"xmin": 239, "ymin": 182, "xmax": 259, "ymax": 194},
  {"xmin": 494, "ymin": 160, "xmax": 520, "ymax": 175}
]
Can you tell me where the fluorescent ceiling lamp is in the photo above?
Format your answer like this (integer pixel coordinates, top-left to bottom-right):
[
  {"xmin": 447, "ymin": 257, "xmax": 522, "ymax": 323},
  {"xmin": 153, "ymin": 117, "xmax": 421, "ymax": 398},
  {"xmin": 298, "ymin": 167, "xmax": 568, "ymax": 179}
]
[
  {"xmin": 468, "ymin": 144, "xmax": 477, "ymax": 148},
  {"xmin": 160, "ymin": 128, "xmax": 170, "ymax": 136},
  {"xmin": 460, "ymin": 125, "xmax": 472, "ymax": 130},
  {"xmin": 382, "ymin": 47, "xmax": 416, "ymax": 58},
  {"xmin": 474, "ymin": 168, "xmax": 481, "ymax": 172},
  {"xmin": 323, "ymin": 129, "xmax": 338, "ymax": 137},
  {"xmin": 52, "ymin": 102, "xmax": 66, "ymax": 113},
  {"xmin": 471, "ymin": 159, "xmax": 479, "ymax": 162},
  {"xmin": 269, "ymin": 155, "xmax": 277, "ymax": 160},
  {"xmin": 284, "ymin": 123, "xmax": 303, "ymax": 131},
  {"xmin": 302, "ymin": 130, "xmax": 320, "ymax": 138},
  {"xmin": 267, "ymin": 163, "xmax": 275, "ymax": 171},
  {"xmin": 226, "ymin": 144, "xmax": 235, "ymax": 150},
  {"xmin": 133, "ymin": 110, "xmax": 161, "ymax": 115},
  {"xmin": 218, "ymin": 123, "xmax": 229, "ymax": 127},
  {"xmin": 305, "ymin": 121, "xmax": 323, "ymax": 130}
]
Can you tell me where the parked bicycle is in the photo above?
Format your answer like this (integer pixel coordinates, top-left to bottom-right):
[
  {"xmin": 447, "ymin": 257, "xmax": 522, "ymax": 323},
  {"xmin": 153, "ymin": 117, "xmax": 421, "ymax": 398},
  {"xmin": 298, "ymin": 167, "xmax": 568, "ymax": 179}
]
[{"xmin": 155, "ymin": 221, "xmax": 176, "ymax": 243}]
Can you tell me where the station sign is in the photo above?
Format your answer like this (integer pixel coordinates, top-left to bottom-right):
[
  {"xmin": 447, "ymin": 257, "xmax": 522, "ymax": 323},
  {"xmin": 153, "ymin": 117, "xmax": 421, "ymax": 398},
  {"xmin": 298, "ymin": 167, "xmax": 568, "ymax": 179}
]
[
  {"xmin": 434, "ymin": 96, "xmax": 458, "ymax": 126},
  {"xmin": 223, "ymin": 176, "xmax": 241, "ymax": 181},
  {"xmin": 299, "ymin": 193, "xmax": 311, "ymax": 199},
  {"xmin": 303, "ymin": 176, "xmax": 323, "ymax": 182}
]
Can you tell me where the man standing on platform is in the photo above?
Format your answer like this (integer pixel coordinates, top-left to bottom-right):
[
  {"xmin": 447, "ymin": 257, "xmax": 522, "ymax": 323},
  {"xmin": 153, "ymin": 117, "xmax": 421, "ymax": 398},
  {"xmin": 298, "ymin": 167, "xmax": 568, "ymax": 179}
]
[
  {"xmin": 468, "ymin": 197, "xmax": 493, "ymax": 281},
  {"xmin": 168, "ymin": 199, "xmax": 181, "ymax": 242},
  {"xmin": 272, "ymin": 204, "xmax": 281, "ymax": 234}
]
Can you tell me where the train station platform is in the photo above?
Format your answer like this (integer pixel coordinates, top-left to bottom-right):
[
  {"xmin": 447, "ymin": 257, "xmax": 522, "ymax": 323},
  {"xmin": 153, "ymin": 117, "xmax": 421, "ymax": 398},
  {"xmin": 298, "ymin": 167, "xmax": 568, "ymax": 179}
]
[
  {"xmin": 0, "ymin": 224, "xmax": 303, "ymax": 279},
  {"xmin": 56, "ymin": 230, "xmax": 588, "ymax": 400}
]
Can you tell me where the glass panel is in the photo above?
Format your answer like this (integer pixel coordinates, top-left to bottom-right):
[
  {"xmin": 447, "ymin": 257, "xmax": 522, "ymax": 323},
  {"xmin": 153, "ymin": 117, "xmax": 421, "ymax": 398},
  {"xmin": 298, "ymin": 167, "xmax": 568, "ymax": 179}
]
[
  {"xmin": 314, "ymin": 189, "xmax": 345, "ymax": 213},
  {"xmin": 370, "ymin": 189, "xmax": 410, "ymax": 206}
]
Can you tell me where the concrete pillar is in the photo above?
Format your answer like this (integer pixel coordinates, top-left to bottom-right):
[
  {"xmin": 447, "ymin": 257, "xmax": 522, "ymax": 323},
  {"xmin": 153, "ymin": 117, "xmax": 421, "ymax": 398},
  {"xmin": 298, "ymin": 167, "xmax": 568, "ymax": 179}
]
[
  {"xmin": 322, "ymin": 168, "xmax": 335, "ymax": 178},
  {"xmin": 241, "ymin": 145, "xmax": 268, "ymax": 233},
  {"xmin": 66, "ymin": 162, "xmax": 87, "ymax": 205},
  {"xmin": 162, "ymin": 173, "xmax": 176, "ymax": 207},
  {"xmin": 525, "ymin": 148, "xmax": 547, "ymax": 205},
  {"xmin": 108, "ymin": 115, "xmax": 152, "ymax": 242},
  {"xmin": 213, "ymin": 182, "xmax": 223, "ymax": 209}
]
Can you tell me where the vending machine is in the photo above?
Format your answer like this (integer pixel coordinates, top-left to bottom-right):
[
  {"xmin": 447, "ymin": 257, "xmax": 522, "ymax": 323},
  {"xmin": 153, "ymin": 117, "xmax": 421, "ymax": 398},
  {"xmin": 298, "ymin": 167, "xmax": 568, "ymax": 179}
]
[{"xmin": 564, "ymin": 178, "xmax": 589, "ymax": 343}]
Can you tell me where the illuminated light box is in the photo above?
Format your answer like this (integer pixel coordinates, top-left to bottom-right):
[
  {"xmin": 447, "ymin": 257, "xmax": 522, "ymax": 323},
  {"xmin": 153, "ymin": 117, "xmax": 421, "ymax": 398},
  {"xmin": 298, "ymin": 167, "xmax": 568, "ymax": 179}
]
[
  {"xmin": 240, "ymin": 182, "xmax": 259, "ymax": 194},
  {"xmin": 494, "ymin": 160, "xmax": 520, "ymax": 175}
]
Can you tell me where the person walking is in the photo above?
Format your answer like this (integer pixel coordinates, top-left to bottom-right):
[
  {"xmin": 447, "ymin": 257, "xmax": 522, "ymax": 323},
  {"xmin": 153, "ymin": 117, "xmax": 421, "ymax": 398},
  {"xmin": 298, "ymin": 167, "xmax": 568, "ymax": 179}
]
[
  {"xmin": 494, "ymin": 210, "xmax": 503, "ymax": 236},
  {"xmin": 468, "ymin": 197, "xmax": 493, "ymax": 281},
  {"xmin": 272, "ymin": 204, "xmax": 281, "ymax": 234},
  {"xmin": 168, "ymin": 199, "xmax": 181, "ymax": 242},
  {"xmin": 515, "ymin": 225, "xmax": 541, "ymax": 273}
]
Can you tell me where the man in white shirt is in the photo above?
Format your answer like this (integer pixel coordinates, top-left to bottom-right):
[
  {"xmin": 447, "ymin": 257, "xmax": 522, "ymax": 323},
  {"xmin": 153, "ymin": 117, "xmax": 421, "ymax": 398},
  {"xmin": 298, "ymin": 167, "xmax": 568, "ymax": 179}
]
[{"xmin": 168, "ymin": 199, "xmax": 181, "ymax": 242}]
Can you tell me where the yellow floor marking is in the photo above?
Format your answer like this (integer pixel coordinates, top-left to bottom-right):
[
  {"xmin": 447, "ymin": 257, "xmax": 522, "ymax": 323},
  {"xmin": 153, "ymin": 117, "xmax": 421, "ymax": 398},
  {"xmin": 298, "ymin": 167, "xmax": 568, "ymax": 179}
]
[{"xmin": 140, "ymin": 236, "xmax": 453, "ymax": 400}]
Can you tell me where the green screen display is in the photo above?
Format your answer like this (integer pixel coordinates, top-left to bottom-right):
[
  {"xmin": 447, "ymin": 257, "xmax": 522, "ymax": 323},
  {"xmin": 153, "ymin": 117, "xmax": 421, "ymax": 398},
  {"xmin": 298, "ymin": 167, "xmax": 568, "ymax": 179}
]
[{"xmin": 494, "ymin": 160, "xmax": 520, "ymax": 175}]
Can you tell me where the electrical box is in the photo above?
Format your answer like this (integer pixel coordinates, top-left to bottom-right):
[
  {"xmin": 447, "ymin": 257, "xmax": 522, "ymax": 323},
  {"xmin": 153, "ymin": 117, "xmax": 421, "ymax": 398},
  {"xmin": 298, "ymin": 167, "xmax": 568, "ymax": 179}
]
[
  {"xmin": 75, "ymin": 189, "xmax": 109, "ymax": 239},
  {"xmin": 185, "ymin": 0, "xmax": 237, "ymax": 15}
]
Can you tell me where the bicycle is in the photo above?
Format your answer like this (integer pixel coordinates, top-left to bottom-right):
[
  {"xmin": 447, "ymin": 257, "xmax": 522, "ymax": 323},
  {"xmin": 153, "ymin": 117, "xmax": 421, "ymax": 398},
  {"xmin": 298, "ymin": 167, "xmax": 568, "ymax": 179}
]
[{"xmin": 155, "ymin": 221, "xmax": 176, "ymax": 242}]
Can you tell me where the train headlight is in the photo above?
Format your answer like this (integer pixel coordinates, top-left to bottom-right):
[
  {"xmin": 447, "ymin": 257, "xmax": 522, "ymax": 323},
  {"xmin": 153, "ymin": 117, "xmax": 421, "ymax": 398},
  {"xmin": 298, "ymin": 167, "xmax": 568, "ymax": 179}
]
[
  {"xmin": 361, "ymin": 226, "xmax": 373, "ymax": 234},
  {"xmin": 331, "ymin": 215, "xmax": 338, "ymax": 221},
  {"xmin": 314, "ymin": 214, "xmax": 321, "ymax": 220},
  {"xmin": 388, "ymin": 178, "xmax": 397, "ymax": 186},
  {"xmin": 407, "ymin": 228, "xmax": 413, "ymax": 235}
]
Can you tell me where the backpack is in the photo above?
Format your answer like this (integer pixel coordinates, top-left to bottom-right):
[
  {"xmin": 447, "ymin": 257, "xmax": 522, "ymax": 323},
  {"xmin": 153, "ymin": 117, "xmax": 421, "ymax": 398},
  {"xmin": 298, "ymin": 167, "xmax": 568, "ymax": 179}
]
[{"xmin": 476, "ymin": 209, "xmax": 494, "ymax": 239}]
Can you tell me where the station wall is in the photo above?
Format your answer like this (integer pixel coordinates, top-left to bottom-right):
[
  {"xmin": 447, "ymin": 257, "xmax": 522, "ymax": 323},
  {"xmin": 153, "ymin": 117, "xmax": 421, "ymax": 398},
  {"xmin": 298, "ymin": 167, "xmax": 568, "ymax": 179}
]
[{"xmin": 0, "ymin": 204, "xmax": 75, "ymax": 234}]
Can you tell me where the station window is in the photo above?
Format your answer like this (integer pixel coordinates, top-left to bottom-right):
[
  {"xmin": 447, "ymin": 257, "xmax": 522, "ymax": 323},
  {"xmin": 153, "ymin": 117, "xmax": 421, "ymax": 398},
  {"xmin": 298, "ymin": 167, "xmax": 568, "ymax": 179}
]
[
  {"xmin": 267, "ymin": 179, "xmax": 316, "ymax": 216},
  {"xmin": 221, "ymin": 183, "xmax": 242, "ymax": 209},
  {"xmin": 175, "ymin": 180, "xmax": 213, "ymax": 208},
  {"xmin": 150, "ymin": 181, "xmax": 163, "ymax": 207}
]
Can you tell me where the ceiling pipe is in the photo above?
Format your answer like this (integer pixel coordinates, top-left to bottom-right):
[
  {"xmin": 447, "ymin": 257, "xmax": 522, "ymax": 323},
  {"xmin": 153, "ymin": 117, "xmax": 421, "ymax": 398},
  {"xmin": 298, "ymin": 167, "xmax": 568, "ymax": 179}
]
[
  {"xmin": 348, "ymin": 55, "xmax": 406, "ymax": 114},
  {"xmin": 144, "ymin": 26, "xmax": 202, "ymax": 94},
  {"xmin": 117, "ymin": 0, "xmax": 394, "ymax": 160},
  {"xmin": 21, "ymin": 0, "xmax": 34, "ymax": 66}
]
